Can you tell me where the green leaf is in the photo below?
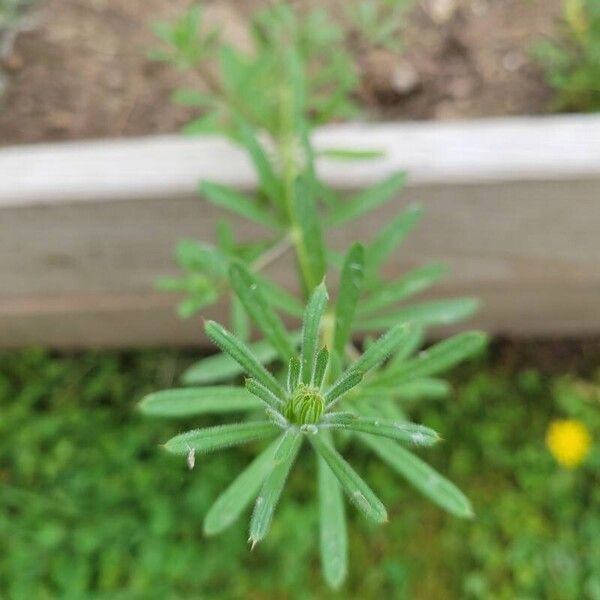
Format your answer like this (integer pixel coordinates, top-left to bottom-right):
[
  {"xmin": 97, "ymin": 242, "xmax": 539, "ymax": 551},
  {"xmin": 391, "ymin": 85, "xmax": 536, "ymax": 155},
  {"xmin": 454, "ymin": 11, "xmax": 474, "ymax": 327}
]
[
  {"xmin": 318, "ymin": 439, "xmax": 347, "ymax": 589},
  {"xmin": 327, "ymin": 172, "xmax": 407, "ymax": 226},
  {"xmin": 249, "ymin": 431, "xmax": 303, "ymax": 545},
  {"xmin": 199, "ymin": 181, "xmax": 281, "ymax": 228},
  {"xmin": 231, "ymin": 295, "xmax": 250, "ymax": 341},
  {"xmin": 176, "ymin": 240, "xmax": 226, "ymax": 276},
  {"xmin": 293, "ymin": 177, "xmax": 326, "ymax": 292},
  {"xmin": 300, "ymin": 282, "xmax": 329, "ymax": 383},
  {"xmin": 360, "ymin": 434, "xmax": 473, "ymax": 518},
  {"xmin": 365, "ymin": 204, "xmax": 423, "ymax": 279},
  {"xmin": 372, "ymin": 332, "xmax": 487, "ymax": 388},
  {"xmin": 138, "ymin": 387, "xmax": 261, "ymax": 417},
  {"xmin": 236, "ymin": 119, "xmax": 282, "ymax": 205},
  {"xmin": 172, "ymin": 89, "xmax": 215, "ymax": 107},
  {"xmin": 313, "ymin": 347, "xmax": 330, "ymax": 389},
  {"xmin": 177, "ymin": 294, "xmax": 217, "ymax": 319},
  {"xmin": 359, "ymin": 378, "xmax": 451, "ymax": 402},
  {"xmin": 204, "ymin": 439, "xmax": 280, "ymax": 536},
  {"xmin": 318, "ymin": 148, "xmax": 385, "ymax": 161},
  {"xmin": 333, "ymin": 244, "xmax": 365, "ymax": 357},
  {"xmin": 182, "ymin": 113, "xmax": 222, "ymax": 135},
  {"xmin": 229, "ymin": 263, "xmax": 295, "ymax": 363},
  {"xmin": 287, "ymin": 356, "xmax": 301, "ymax": 394},
  {"xmin": 182, "ymin": 338, "xmax": 282, "ymax": 385},
  {"xmin": 310, "ymin": 433, "xmax": 387, "ymax": 524},
  {"xmin": 164, "ymin": 421, "xmax": 277, "ymax": 455},
  {"xmin": 324, "ymin": 370, "xmax": 363, "ymax": 408},
  {"xmin": 204, "ymin": 321, "xmax": 286, "ymax": 399},
  {"xmin": 358, "ymin": 263, "xmax": 446, "ymax": 316},
  {"xmin": 245, "ymin": 378, "xmax": 285, "ymax": 412},
  {"xmin": 273, "ymin": 427, "xmax": 302, "ymax": 464},
  {"xmin": 254, "ymin": 273, "xmax": 304, "ymax": 318},
  {"xmin": 386, "ymin": 324, "xmax": 424, "ymax": 369},
  {"xmin": 352, "ymin": 322, "xmax": 413, "ymax": 374},
  {"xmin": 356, "ymin": 298, "xmax": 480, "ymax": 331},
  {"xmin": 329, "ymin": 416, "xmax": 440, "ymax": 446}
]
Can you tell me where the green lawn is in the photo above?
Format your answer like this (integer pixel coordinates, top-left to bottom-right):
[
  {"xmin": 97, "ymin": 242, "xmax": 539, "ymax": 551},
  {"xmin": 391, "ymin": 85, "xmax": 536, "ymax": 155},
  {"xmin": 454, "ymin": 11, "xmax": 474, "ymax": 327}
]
[{"xmin": 2, "ymin": 346, "xmax": 600, "ymax": 599}]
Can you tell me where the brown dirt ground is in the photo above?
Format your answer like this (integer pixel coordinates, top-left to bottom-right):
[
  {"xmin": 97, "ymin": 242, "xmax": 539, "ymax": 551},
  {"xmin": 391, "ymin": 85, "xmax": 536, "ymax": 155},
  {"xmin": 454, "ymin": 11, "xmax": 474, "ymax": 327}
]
[{"xmin": 0, "ymin": 0, "xmax": 563, "ymax": 146}]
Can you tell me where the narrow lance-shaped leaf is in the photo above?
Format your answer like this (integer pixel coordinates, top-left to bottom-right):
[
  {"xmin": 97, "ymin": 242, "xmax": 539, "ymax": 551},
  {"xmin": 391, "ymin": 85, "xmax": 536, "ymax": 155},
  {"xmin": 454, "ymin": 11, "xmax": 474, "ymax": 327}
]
[
  {"xmin": 333, "ymin": 244, "xmax": 365, "ymax": 357},
  {"xmin": 372, "ymin": 331, "xmax": 487, "ymax": 388},
  {"xmin": 245, "ymin": 378, "xmax": 285, "ymax": 412},
  {"xmin": 182, "ymin": 331, "xmax": 302, "ymax": 385},
  {"xmin": 326, "ymin": 416, "xmax": 440, "ymax": 447},
  {"xmin": 357, "ymin": 298, "xmax": 480, "ymax": 332},
  {"xmin": 293, "ymin": 177, "xmax": 326, "ymax": 292},
  {"xmin": 359, "ymin": 378, "xmax": 451, "ymax": 402},
  {"xmin": 164, "ymin": 421, "xmax": 277, "ymax": 455},
  {"xmin": 253, "ymin": 272, "xmax": 304, "ymax": 318},
  {"xmin": 204, "ymin": 320, "xmax": 286, "ymax": 399},
  {"xmin": 318, "ymin": 148, "xmax": 385, "ymax": 161},
  {"xmin": 231, "ymin": 295, "xmax": 250, "ymax": 342},
  {"xmin": 327, "ymin": 172, "xmax": 407, "ymax": 227},
  {"xmin": 236, "ymin": 119, "xmax": 282, "ymax": 206},
  {"xmin": 229, "ymin": 262, "xmax": 295, "ymax": 362},
  {"xmin": 324, "ymin": 370, "xmax": 363, "ymax": 408},
  {"xmin": 310, "ymin": 433, "xmax": 387, "ymax": 524},
  {"xmin": 313, "ymin": 347, "xmax": 329, "ymax": 389},
  {"xmin": 273, "ymin": 427, "xmax": 302, "ymax": 464},
  {"xmin": 318, "ymin": 433, "xmax": 348, "ymax": 589},
  {"xmin": 322, "ymin": 412, "xmax": 358, "ymax": 426},
  {"xmin": 204, "ymin": 439, "xmax": 280, "ymax": 536},
  {"xmin": 359, "ymin": 434, "xmax": 473, "ymax": 519},
  {"xmin": 199, "ymin": 181, "xmax": 281, "ymax": 229},
  {"xmin": 138, "ymin": 386, "xmax": 261, "ymax": 417},
  {"xmin": 176, "ymin": 240, "xmax": 227, "ymax": 276},
  {"xmin": 386, "ymin": 324, "xmax": 424, "ymax": 370},
  {"xmin": 249, "ymin": 430, "xmax": 303, "ymax": 546},
  {"xmin": 352, "ymin": 322, "xmax": 412, "ymax": 374},
  {"xmin": 300, "ymin": 282, "xmax": 329, "ymax": 384},
  {"xmin": 358, "ymin": 263, "xmax": 447, "ymax": 316},
  {"xmin": 365, "ymin": 204, "xmax": 423, "ymax": 281},
  {"xmin": 287, "ymin": 356, "xmax": 301, "ymax": 395}
]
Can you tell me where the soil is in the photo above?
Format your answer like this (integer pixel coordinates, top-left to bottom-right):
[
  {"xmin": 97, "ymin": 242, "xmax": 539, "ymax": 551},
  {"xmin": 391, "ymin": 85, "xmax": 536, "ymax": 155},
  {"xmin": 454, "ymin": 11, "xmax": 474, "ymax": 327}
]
[{"xmin": 0, "ymin": 0, "xmax": 563, "ymax": 146}]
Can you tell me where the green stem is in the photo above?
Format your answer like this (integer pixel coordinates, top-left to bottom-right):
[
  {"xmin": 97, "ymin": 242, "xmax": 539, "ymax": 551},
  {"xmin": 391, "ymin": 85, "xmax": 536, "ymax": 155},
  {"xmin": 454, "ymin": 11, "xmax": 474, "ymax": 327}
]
[{"xmin": 277, "ymin": 82, "xmax": 315, "ymax": 297}]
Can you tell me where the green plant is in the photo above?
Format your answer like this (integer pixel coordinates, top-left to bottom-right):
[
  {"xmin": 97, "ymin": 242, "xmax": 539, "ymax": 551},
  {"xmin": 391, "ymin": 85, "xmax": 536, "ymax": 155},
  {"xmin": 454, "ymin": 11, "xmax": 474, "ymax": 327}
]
[
  {"xmin": 345, "ymin": 0, "xmax": 410, "ymax": 52},
  {"xmin": 143, "ymin": 2, "xmax": 486, "ymax": 589},
  {"xmin": 534, "ymin": 0, "xmax": 600, "ymax": 112},
  {"xmin": 5, "ymin": 348, "xmax": 600, "ymax": 598},
  {"xmin": 0, "ymin": 0, "xmax": 36, "ymax": 57}
]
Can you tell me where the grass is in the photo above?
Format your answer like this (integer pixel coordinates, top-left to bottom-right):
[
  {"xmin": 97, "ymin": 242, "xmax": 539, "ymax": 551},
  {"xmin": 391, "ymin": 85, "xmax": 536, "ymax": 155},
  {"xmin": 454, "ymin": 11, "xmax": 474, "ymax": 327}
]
[{"xmin": 1, "ymin": 343, "xmax": 600, "ymax": 599}]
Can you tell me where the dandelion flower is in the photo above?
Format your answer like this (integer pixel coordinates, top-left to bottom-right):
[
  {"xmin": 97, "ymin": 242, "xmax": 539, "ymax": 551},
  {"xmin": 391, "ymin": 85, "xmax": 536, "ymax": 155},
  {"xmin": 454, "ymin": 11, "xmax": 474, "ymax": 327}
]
[{"xmin": 546, "ymin": 419, "xmax": 592, "ymax": 469}]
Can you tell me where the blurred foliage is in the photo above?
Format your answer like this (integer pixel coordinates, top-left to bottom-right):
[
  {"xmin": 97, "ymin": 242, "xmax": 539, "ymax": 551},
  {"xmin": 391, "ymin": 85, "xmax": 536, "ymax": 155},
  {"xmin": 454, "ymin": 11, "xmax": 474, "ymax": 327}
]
[
  {"xmin": 0, "ymin": 0, "xmax": 36, "ymax": 50},
  {"xmin": 344, "ymin": 0, "xmax": 411, "ymax": 52},
  {"xmin": 534, "ymin": 0, "xmax": 600, "ymax": 112},
  {"xmin": 2, "ymin": 348, "xmax": 600, "ymax": 598}
]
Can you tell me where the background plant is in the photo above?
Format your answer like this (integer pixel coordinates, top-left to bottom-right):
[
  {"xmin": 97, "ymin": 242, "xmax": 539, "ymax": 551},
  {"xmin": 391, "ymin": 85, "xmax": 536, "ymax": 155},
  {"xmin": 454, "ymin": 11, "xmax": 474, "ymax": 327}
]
[
  {"xmin": 4, "ymin": 348, "xmax": 600, "ymax": 598},
  {"xmin": 534, "ymin": 0, "xmax": 600, "ymax": 112},
  {"xmin": 0, "ymin": 0, "xmax": 37, "ymax": 59},
  {"xmin": 145, "ymin": 1, "xmax": 484, "ymax": 589}
]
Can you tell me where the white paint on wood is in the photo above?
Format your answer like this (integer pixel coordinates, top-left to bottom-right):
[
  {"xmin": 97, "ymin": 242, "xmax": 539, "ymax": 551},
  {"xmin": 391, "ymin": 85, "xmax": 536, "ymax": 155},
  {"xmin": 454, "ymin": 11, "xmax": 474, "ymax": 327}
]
[
  {"xmin": 3, "ymin": 116, "xmax": 600, "ymax": 208},
  {"xmin": 2, "ymin": 115, "xmax": 600, "ymax": 346}
]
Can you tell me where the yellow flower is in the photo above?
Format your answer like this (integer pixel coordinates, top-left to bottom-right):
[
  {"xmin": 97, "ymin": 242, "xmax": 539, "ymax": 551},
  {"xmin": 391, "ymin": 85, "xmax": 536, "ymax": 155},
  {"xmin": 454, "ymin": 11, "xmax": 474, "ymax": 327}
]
[{"xmin": 546, "ymin": 419, "xmax": 592, "ymax": 469}]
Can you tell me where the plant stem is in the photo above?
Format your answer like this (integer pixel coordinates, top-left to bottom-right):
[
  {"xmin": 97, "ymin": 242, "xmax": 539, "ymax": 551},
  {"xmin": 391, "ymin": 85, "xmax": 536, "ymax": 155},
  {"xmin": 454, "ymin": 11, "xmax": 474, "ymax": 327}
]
[
  {"xmin": 252, "ymin": 234, "xmax": 293, "ymax": 272},
  {"xmin": 277, "ymin": 82, "xmax": 315, "ymax": 297}
]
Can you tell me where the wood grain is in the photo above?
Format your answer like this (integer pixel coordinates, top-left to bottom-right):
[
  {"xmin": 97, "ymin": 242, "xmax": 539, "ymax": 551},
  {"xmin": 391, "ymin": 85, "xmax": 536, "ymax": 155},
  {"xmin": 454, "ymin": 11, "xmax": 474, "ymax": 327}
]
[{"xmin": 2, "ymin": 116, "xmax": 600, "ymax": 347}]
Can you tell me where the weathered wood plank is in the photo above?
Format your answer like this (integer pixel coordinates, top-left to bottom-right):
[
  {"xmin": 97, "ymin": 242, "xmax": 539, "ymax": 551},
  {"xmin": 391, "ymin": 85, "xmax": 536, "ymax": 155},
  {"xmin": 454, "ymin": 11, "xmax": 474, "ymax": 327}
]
[{"xmin": 1, "ymin": 116, "xmax": 600, "ymax": 347}]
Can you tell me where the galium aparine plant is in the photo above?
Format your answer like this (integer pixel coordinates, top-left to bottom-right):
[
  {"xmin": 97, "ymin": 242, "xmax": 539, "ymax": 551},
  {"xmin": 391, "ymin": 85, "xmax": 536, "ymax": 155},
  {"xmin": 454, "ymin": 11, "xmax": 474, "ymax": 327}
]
[
  {"xmin": 142, "ymin": 2, "xmax": 488, "ymax": 590},
  {"xmin": 140, "ymin": 263, "xmax": 486, "ymax": 587}
]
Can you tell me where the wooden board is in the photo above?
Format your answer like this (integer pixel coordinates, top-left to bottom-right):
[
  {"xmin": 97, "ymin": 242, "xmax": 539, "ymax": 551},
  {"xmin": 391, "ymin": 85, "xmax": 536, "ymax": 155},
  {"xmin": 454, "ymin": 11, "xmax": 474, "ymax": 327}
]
[{"xmin": 2, "ymin": 116, "xmax": 600, "ymax": 347}]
